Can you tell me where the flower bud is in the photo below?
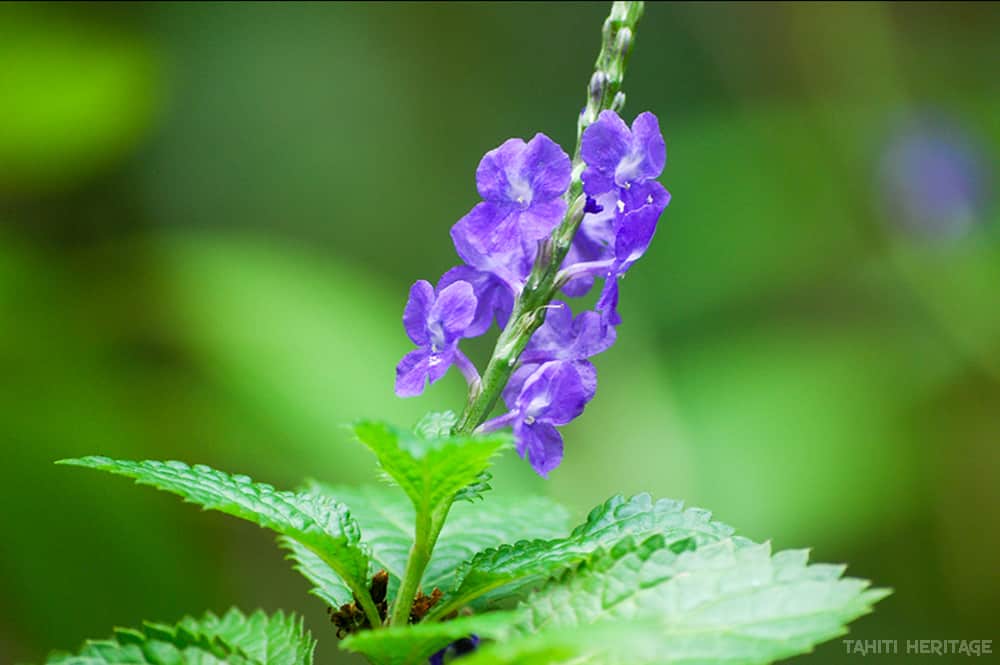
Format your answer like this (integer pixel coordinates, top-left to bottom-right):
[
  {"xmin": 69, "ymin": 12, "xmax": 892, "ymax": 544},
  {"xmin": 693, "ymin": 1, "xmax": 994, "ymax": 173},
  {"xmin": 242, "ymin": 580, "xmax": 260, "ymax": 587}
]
[
  {"xmin": 589, "ymin": 71, "xmax": 608, "ymax": 105},
  {"xmin": 615, "ymin": 27, "xmax": 633, "ymax": 57}
]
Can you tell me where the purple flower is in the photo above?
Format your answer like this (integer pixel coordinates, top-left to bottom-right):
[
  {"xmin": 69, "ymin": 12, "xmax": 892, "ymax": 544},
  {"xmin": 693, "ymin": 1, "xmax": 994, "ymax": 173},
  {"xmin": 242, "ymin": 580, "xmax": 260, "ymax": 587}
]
[
  {"xmin": 561, "ymin": 110, "xmax": 669, "ymax": 302},
  {"xmin": 595, "ymin": 180, "xmax": 670, "ymax": 325},
  {"xmin": 581, "ymin": 110, "xmax": 666, "ymax": 196},
  {"xmin": 452, "ymin": 134, "xmax": 571, "ymax": 254},
  {"xmin": 503, "ymin": 301, "xmax": 616, "ymax": 401},
  {"xmin": 438, "ymin": 265, "xmax": 514, "ymax": 337},
  {"xmin": 522, "ymin": 301, "xmax": 616, "ymax": 364},
  {"xmin": 508, "ymin": 361, "xmax": 590, "ymax": 476},
  {"xmin": 395, "ymin": 279, "xmax": 479, "ymax": 397}
]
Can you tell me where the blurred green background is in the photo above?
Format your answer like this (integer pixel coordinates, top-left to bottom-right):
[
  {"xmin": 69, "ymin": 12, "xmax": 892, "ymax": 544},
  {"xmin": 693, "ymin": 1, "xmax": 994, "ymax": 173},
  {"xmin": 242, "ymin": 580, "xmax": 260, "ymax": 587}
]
[{"xmin": 1, "ymin": 2, "xmax": 997, "ymax": 663}]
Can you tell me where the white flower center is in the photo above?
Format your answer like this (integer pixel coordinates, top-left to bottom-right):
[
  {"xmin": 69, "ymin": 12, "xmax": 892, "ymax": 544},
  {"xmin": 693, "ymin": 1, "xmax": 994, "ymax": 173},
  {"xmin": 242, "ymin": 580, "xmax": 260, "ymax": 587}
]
[{"xmin": 508, "ymin": 177, "xmax": 533, "ymax": 208}]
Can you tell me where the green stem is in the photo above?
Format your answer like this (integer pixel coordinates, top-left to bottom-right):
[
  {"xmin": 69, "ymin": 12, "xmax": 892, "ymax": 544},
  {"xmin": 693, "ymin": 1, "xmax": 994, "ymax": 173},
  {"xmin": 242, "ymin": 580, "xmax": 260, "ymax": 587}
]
[
  {"xmin": 354, "ymin": 581, "xmax": 385, "ymax": 630},
  {"xmin": 454, "ymin": 1, "xmax": 644, "ymax": 435},
  {"xmin": 388, "ymin": 505, "xmax": 448, "ymax": 626}
]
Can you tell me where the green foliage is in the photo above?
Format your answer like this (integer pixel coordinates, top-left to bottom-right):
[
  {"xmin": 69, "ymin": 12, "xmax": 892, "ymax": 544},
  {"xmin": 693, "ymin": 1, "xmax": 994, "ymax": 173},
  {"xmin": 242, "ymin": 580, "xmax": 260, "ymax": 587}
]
[
  {"xmin": 351, "ymin": 419, "xmax": 512, "ymax": 624},
  {"xmin": 434, "ymin": 493, "xmax": 737, "ymax": 616},
  {"xmin": 340, "ymin": 614, "xmax": 511, "ymax": 665},
  {"xmin": 458, "ymin": 536, "xmax": 889, "ymax": 664},
  {"xmin": 352, "ymin": 420, "xmax": 510, "ymax": 519},
  {"xmin": 279, "ymin": 537, "xmax": 355, "ymax": 608},
  {"xmin": 302, "ymin": 482, "xmax": 571, "ymax": 596},
  {"xmin": 55, "ymin": 456, "xmax": 887, "ymax": 664},
  {"xmin": 58, "ymin": 457, "xmax": 376, "ymax": 621},
  {"xmin": 44, "ymin": 609, "xmax": 314, "ymax": 665},
  {"xmin": 412, "ymin": 411, "xmax": 494, "ymax": 503}
]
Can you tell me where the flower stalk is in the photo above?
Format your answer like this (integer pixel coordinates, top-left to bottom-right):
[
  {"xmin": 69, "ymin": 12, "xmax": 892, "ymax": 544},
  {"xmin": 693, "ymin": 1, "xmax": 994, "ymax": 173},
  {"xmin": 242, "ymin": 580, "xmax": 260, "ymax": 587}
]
[{"xmin": 453, "ymin": 1, "xmax": 645, "ymax": 435}]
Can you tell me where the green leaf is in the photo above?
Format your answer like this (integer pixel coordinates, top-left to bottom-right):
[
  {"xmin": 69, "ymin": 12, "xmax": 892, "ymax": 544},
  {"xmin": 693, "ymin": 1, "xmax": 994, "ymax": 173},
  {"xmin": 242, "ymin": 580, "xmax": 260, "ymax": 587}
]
[
  {"xmin": 340, "ymin": 613, "xmax": 512, "ymax": 665},
  {"xmin": 410, "ymin": 411, "xmax": 493, "ymax": 503},
  {"xmin": 351, "ymin": 420, "xmax": 512, "ymax": 624},
  {"xmin": 278, "ymin": 537, "xmax": 355, "ymax": 607},
  {"xmin": 45, "ymin": 608, "xmax": 314, "ymax": 665},
  {"xmin": 296, "ymin": 482, "xmax": 571, "ymax": 605},
  {"xmin": 436, "ymin": 493, "xmax": 739, "ymax": 616},
  {"xmin": 58, "ymin": 457, "xmax": 376, "ymax": 622},
  {"xmin": 177, "ymin": 609, "xmax": 315, "ymax": 665},
  {"xmin": 352, "ymin": 420, "xmax": 510, "ymax": 518},
  {"xmin": 462, "ymin": 536, "xmax": 889, "ymax": 665}
]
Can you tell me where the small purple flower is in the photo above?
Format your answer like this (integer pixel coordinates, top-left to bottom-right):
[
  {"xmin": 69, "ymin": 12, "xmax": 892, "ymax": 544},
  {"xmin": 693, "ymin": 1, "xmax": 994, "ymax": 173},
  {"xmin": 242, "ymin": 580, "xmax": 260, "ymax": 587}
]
[
  {"xmin": 438, "ymin": 265, "xmax": 514, "ymax": 337},
  {"xmin": 452, "ymin": 134, "xmax": 571, "ymax": 254},
  {"xmin": 395, "ymin": 279, "xmax": 479, "ymax": 397},
  {"xmin": 521, "ymin": 301, "xmax": 616, "ymax": 364},
  {"xmin": 561, "ymin": 110, "xmax": 669, "ymax": 302},
  {"xmin": 581, "ymin": 110, "xmax": 666, "ymax": 196},
  {"xmin": 504, "ymin": 301, "xmax": 616, "ymax": 401},
  {"xmin": 509, "ymin": 361, "xmax": 590, "ymax": 476},
  {"xmin": 595, "ymin": 180, "xmax": 670, "ymax": 326}
]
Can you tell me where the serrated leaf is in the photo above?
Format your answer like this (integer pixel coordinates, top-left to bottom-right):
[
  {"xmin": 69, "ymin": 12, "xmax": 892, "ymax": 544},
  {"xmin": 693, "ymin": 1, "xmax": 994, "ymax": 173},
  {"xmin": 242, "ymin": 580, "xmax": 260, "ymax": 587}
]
[
  {"xmin": 438, "ymin": 493, "xmax": 739, "ymax": 616},
  {"xmin": 44, "ymin": 608, "xmax": 315, "ymax": 665},
  {"xmin": 412, "ymin": 411, "xmax": 458, "ymax": 439},
  {"xmin": 461, "ymin": 537, "xmax": 889, "ymax": 665},
  {"xmin": 410, "ymin": 412, "xmax": 493, "ymax": 504},
  {"xmin": 59, "ymin": 457, "xmax": 373, "ymax": 618},
  {"xmin": 340, "ymin": 613, "xmax": 512, "ymax": 665},
  {"xmin": 178, "ymin": 608, "xmax": 315, "ymax": 665},
  {"xmin": 279, "ymin": 536, "xmax": 355, "ymax": 607},
  {"xmin": 351, "ymin": 420, "xmax": 512, "ymax": 623},
  {"xmin": 352, "ymin": 420, "xmax": 510, "ymax": 519},
  {"xmin": 295, "ymin": 482, "xmax": 571, "ymax": 605}
]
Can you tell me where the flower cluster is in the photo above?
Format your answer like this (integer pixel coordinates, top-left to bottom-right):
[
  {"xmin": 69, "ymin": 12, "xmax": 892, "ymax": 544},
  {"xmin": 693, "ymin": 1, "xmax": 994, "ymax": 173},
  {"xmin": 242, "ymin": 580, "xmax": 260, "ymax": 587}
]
[{"xmin": 395, "ymin": 110, "xmax": 669, "ymax": 476}]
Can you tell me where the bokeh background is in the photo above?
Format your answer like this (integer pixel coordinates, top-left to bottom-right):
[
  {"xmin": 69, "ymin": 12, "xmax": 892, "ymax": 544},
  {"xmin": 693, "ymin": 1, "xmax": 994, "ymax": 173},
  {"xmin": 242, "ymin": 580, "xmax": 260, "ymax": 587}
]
[{"xmin": 2, "ymin": 2, "xmax": 998, "ymax": 663}]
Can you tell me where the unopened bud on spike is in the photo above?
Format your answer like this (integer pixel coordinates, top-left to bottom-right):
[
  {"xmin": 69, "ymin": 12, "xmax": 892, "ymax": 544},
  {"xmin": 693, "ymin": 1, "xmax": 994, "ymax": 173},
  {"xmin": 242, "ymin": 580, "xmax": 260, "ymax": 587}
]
[
  {"xmin": 611, "ymin": 91, "xmax": 626, "ymax": 112},
  {"xmin": 615, "ymin": 27, "xmax": 633, "ymax": 58},
  {"xmin": 589, "ymin": 71, "xmax": 609, "ymax": 104}
]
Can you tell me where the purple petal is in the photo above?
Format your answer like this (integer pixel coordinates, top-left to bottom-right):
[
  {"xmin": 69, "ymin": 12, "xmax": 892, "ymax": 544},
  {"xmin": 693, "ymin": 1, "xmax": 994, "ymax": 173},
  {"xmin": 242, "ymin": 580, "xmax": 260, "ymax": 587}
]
[
  {"xmin": 520, "ymin": 133, "xmax": 572, "ymax": 202},
  {"xmin": 395, "ymin": 349, "xmax": 430, "ymax": 397},
  {"xmin": 451, "ymin": 221, "xmax": 535, "ymax": 289},
  {"xmin": 574, "ymin": 360, "xmax": 598, "ymax": 401},
  {"xmin": 560, "ymin": 194, "xmax": 616, "ymax": 297},
  {"xmin": 425, "ymin": 347, "xmax": 455, "ymax": 386},
  {"xmin": 521, "ymin": 301, "xmax": 573, "ymax": 364},
  {"xmin": 596, "ymin": 278, "xmax": 621, "ymax": 327},
  {"xmin": 476, "ymin": 138, "xmax": 525, "ymax": 201},
  {"xmin": 571, "ymin": 310, "xmax": 617, "ymax": 357},
  {"xmin": 517, "ymin": 361, "xmax": 589, "ymax": 425},
  {"xmin": 522, "ymin": 303, "xmax": 615, "ymax": 364},
  {"xmin": 439, "ymin": 266, "xmax": 514, "ymax": 337},
  {"xmin": 431, "ymin": 280, "xmax": 477, "ymax": 339},
  {"xmin": 502, "ymin": 363, "xmax": 538, "ymax": 409},
  {"xmin": 581, "ymin": 110, "xmax": 631, "ymax": 196},
  {"xmin": 543, "ymin": 362, "xmax": 590, "ymax": 425},
  {"xmin": 613, "ymin": 181, "xmax": 670, "ymax": 269},
  {"xmin": 452, "ymin": 201, "xmax": 521, "ymax": 254},
  {"xmin": 518, "ymin": 198, "xmax": 568, "ymax": 242},
  {"xmin": 615, "ymin": 112, "xmax": 666, "ymax": 187},
  {"xmin": 402, "ymin": 280, "xmax": 434, "ymax": 345},
  {"xmin": 514, "ymin": 420, "xmax": 564, "ymax": 477},
  {"xmin": 559, "ymin": 269, "xmax": 595, "ymax": 298}
]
